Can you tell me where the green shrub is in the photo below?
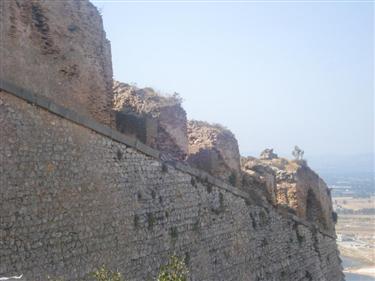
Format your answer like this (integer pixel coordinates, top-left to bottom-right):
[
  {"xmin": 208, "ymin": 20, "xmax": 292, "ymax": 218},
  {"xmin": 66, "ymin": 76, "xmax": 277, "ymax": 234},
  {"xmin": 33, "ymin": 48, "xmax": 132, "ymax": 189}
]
[
  {"xmin": 157, "ymin": 255, "xmax": 189, "ymax": 281},
  {"xmin": 92, "ymin": 265, "xmax": 124, "ymax": 281}
]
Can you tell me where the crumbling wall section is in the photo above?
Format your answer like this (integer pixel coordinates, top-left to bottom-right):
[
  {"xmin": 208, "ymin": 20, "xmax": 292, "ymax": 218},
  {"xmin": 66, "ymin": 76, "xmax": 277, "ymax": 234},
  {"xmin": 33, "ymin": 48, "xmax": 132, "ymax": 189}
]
[
  {"xmin": 241, "ymin": 156, "xmax": 277, "ymax": 205},
  {"xmin": 113, "ymin": 81, "xmax": 188, "ymax": 160},
  {"xmin": 241, "ymin": 152, "xmax": 336, "ymax": 233},
  {"xmin": 0, "ymin": 0, "xmax": 113, "ymax": 126},
  {"xmin": 295, "ymin": 165, "xmax": 335, "ymax": 231},
  {"xmin": 187, "ymin": 120, "xmax": 241, "ymax": 186}
]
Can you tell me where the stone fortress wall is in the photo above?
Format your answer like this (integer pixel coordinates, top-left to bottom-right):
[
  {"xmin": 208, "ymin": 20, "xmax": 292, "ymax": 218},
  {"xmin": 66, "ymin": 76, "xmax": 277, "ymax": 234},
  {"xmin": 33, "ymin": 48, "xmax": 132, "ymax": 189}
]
[
  {"xmin": 0, "ymin": 0, "xmax": 113, "ymax": 126},
  {"xmin": 0, "ymin": 1, "xmax": 343, "ymax": 280},
  {"xmin": 0, "ymin": 88, "xmax": 343, "ymax": 281}
]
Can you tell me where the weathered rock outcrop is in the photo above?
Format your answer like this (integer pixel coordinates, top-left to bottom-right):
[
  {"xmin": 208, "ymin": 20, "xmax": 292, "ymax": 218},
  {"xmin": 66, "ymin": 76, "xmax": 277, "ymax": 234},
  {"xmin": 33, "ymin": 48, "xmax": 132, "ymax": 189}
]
[
  {"xmin": 187, "ymin": 121, "xmax": 241, "ymax": 186},
  {"xmin": 113, "ymin": 81, "xmax": 188, "ymax": 160},
  {"xmin": 0, "ymin": 0, "xmax": 113, "ymax": 126},
  {"xmin": 241, "ymin": 150, "xmax": 336, "ymax": 233}
]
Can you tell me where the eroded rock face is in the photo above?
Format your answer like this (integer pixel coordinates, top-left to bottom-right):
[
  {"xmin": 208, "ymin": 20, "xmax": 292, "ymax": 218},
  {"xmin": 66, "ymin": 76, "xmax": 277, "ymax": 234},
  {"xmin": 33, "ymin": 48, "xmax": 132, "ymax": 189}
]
[
  {"xmin": 0, "ymin": 0, "xmax": 113, "ymax": 126},
  {"xmin": 187, "ymin": 120, "xmax": 241, "ymax": 185},
  {"xmin": 241, "ymin": 156, "xmax": 277, "ymax": 204},
  {"xmin": 113, "ymin": 81, "xmax": 188, "ymax": 160},
  {"xmin": 241, "ymin": 153, "xmax": 335, "ymax": 233}
]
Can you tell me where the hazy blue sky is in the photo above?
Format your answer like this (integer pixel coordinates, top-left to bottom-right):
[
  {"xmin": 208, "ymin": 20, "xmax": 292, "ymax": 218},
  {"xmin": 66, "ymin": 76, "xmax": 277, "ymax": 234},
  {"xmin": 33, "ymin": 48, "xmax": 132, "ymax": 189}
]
[{"xmin": 92, "ymin": 0, "xmax": 373, "ymax": 158}]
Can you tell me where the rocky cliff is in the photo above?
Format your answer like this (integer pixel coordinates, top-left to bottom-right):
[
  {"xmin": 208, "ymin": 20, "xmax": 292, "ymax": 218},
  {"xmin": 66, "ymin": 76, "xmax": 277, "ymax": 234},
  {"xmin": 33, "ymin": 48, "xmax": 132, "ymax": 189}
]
[{"xmin": 0, "ymin": 1, "xmax": 343, "ymax": 280}]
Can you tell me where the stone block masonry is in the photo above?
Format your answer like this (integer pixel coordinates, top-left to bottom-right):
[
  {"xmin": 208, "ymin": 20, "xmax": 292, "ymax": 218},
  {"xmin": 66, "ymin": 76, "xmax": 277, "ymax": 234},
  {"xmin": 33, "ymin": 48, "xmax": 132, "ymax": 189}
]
[{"xmin": 0, "ymin": 88, "xmax": 343, "ymax": 281}]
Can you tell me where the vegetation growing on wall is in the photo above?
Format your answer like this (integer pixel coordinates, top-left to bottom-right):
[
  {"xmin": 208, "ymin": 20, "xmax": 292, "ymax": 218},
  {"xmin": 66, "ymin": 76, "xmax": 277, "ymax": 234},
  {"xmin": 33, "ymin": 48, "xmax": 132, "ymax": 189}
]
[
  {"xmin": 157, "ymin": 255, "xmax": 189, "ymax": 281},
  {"xmin": 92, "ymin": 266, "xmax": 124, "ymax": 281},
  {"xmin": 46, "ymin": 256, "xmax": 189, "ymax": 281}
]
